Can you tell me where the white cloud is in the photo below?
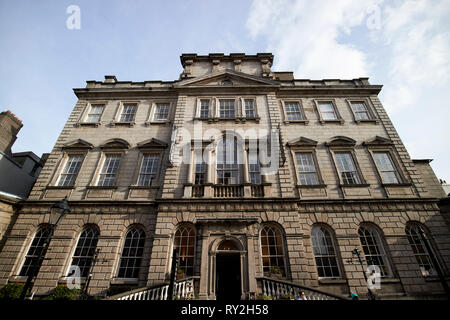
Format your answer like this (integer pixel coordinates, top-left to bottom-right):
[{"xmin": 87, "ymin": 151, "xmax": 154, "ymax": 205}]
[
  {"xmin": 246, "ymin": 0, "xmax": 450, "ymax": 180},
  {"xmin": 246, "ymin": 0, "xmax": 383, "ymax": 78}
]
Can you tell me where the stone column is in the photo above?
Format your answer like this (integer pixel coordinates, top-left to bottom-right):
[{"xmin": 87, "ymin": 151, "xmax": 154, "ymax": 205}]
[{"xmin": 198, "ymin": 227, "xmax": 209, "ymax": 299}]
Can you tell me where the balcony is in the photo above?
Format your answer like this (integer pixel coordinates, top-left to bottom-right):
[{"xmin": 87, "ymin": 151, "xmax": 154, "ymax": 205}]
[{"xmin": 184, "ymin": 183, "xmax": 270, "ymax": 198}]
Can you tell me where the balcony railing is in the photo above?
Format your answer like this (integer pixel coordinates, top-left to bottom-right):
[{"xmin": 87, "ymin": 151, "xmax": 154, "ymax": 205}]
[
  {"xmin": 251, "ymin": 184, "xmax": 264, "ymax": 197},
  {"xmin": 108, "ymin": 278, "xmax": 194, "ymax": 300},
  {"xmin": 257, "ymin": 277, "xmax": 346, "ymax": 300},
  {"xmin": 213, "ymin": 184, "xmax": 244, "ymax": 198},
  {"xmin": 192, "ymin": 185, "xmax": 204, "ymax": 198}
]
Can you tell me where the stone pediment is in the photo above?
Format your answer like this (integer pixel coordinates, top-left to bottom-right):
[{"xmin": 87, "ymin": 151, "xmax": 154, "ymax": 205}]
[
  {"xmin": 363, "ymin": 136, "xmax": 393, "ymax": 146},
  {"xmin": 287, "ymin": 136, "xmax": 318, "ymax": 147},
  {"xmin": 137, "ymin": 138, "xmax": 168, "ymax": 149},
  {"xmin": 62, "ymin": 139, "xmax": 94, "ymax": 150},
  {"xmin": 325, "ymin": 136, "xmax": 356, "ymax": 147},
  {"xmin": 100, "ymin": 138, "xmax": 130, "ymax": 149},
  {"xmin": 176, "ymin": 69, "xmax": 279, "ymax": 87}
]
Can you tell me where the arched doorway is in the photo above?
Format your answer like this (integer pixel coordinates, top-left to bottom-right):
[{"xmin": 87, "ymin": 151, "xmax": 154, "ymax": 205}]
[{"xmin": 215, "ymin": 240, "xmax": 242, "ymax": 300}]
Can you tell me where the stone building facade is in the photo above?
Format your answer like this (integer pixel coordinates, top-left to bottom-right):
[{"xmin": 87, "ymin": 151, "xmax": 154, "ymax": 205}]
[{"xmin": 0, "ymin": 53, "xmax": 449, "ymax": 300}]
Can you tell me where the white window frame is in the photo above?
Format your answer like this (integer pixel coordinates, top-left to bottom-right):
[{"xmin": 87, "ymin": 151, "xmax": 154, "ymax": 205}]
[
  {"xmin": 311, "ymin": 225, "xmax": 342, "ymax": 279},
  {"xmin": 147, "ymin": 101, "xmax": 173, "ymax": 124},
  {"xmin": 241, "ymin": 97, "xmax": 258, "ymax": 119},
  {"xmin": 330, "ymin": 150, "xmax": 365, "ymax": 185},
  {"xmin": 96, "ymin": 153, "xmax": 122, "ymax": 187},
  {"xmin": 346, "ymin": 99, "xmax": 378, "ymax": 123},
  {"xmin": 56, "ymin": 154, "xmax": 85, "ymax": 187},
  {"xmin": 281, "ymin": 100, "xmax": 307, "ymax": 123},
  {"xmin": 313, "ymin": 99, "xmax": 344, "ymax": 124},
  {"xmin": 136, "ymin": 153, "xmax": 161, "ymax": 187},
  {"xmin": 217, "ymin": 98, "xmax": 237, "ymax": 119},
  {"xmin": 79, "ymin": 102, "xmax": 106, "ymax": 125}
]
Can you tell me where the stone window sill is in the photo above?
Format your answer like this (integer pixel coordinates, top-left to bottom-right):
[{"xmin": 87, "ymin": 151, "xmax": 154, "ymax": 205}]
[
  {"xmin": 318, "ymin": 278, "xmax": 347, "ymax": 285},
  {"xmin": 9, "ymin": 275, "xmax": 28, "ymax": 283},
  {"xmin": 110, "ymin": 121, "xmax": 136, "ymax": 127},
  {"xmin": 86, "ymin": 185, "xmax": 118, "ymax": 190},
  {"xmin": 284, "ymin": 120, "xmax": 309, "ymax": 125},
  {"xmin": 76, "ymin": 122, "xmax": 101, "ymax": 127},
  {"xmin": 110, "ymin": 278, "xmax": 139, "ymax": 285},
  {"xmin": 339, "ymin": 183, "xmax": 370, "ymax": 188},
  {"xmin": 382, "ymin": 183, "xmax": 412, "ymax": 187},
  {"xmin": 319, "ymin": 119, "xmax": 345, "ymax": 125},
  {"xmin": 355, "ymin": 119, "xmax": 379, "ymax": 124},
  {"xmin": 145, "ymin": 121, "xmax": 171, "ymax": 126},
  {"xmin": 296, "ymin": 184, "xmax": 326, "ymax": 188},
  {"xmin": 129, "ymin": 185, "xmax": 160, "ymax": 190},
  {"xmin": 46, "ymin": 185, "xmax": 75, "ymax": 190}
]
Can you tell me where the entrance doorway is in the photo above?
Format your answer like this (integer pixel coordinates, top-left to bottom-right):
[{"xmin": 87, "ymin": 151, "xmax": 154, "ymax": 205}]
[{"xmin": 216, "ymin": 253, "xmax": 241, "ymax": 300}]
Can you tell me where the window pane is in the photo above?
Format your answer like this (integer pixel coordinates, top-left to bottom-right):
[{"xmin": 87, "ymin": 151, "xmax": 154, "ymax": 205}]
[
  {"xmin": 374, "ymin": 152, "xmax": 399, "ymax": 184},
  {"xmin": 296, "ymin": 153, "xmax": 319, "ymax": 185},
  {"xmin": 138, "ymin": 155, "xmax": 159, "ymax": 186},
  {"xmin": 245, "ymin": 100, "xmax": 255, "ymax": 118},
  {"xmin": 174, "ymin": 225, "xmax": 195, "ymax": 276},
  {"xmin": 219, "ymin": 100, "xmax": 235, "ymax": 118},
  {"xmin": 154, "ymin": 103, "xmax": 169, "ymax": 121},
  {"xmin": 200, "ymin": 100, "xmax": 209, "ymax": 118},
  {"xmin": 120, "ymin": 104, "xmax": 137, "ymax": 122},
  {"xmin": 70, "ymin": 226, "xmax": 99, "ymax": 278},
  {"xmin": 311, "ymin": 226, "xmax": 340, "ymax": 278},
  {"xmin": 19, "ymin": 226, "xmax": 52, "ymax": 277},
  {"xmin": 318, "ymin": 102, "xmax": 337, "ymax": 120},
  {"xmin": 86, "ymin": 105, "xmax": 104, "ymax": 123},
  {"xmin": 285, "ymin": 102, "xmax": 302, "ymax": 121},
  {"xmin": 406, "ymin": 224, "xmax": 438, "ymax": 277},
  {"xmin": 261, "ymin": 225, "xmax": 286, "ymax": 277},
  {"xmin": 335, "ymin": 153, "xmax": 360, "ymax": 184},
  {"xmin": 58, "ymin": 155, "xmax": 84, "ymax": 186},
  {"xmin": 98, "ymin": 155, "xmax": 121, "ymax": 186},
  {"xmin": 118, "ymin": 228, "xmax": 145, "ymax": 278},
  {"xmin": 359, "ymin": 226, "xmax": 390, "ymax": 277}
]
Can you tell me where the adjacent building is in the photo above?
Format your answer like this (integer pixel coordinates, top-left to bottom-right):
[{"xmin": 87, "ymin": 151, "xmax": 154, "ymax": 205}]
[{"xmin": 0, "ymin": 53, "xmax": 449, "ymax": 300}]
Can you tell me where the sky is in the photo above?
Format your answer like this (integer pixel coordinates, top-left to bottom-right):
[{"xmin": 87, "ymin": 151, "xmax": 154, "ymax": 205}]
[{"xmin": 0, "ymin": 0, "xmax": 449, "ymax": 181}]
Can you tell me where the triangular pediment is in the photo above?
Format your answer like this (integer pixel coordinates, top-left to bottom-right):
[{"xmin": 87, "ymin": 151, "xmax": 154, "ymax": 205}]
[
  {"xmin": 137, "ymin": 138, "xmax": 168, "ymax": 149},
  {"xmin": 363, "ymin": 136, "xmax": 393, "ymax": 146},
  {"xmin": 287, "ymin": 136, "xmax": 318, "ymax": 147},
  {"xmin": 100, "ymin": 138, "xmax": 130, "ymax": 149},
  {"xmin": 62, "ymin": 139, "xmax": 94, "ymax": 149},
  {"xmin": 325, "ymin": 136, "xmax": 356, "ymax": 147},
  {"xmin": 176, "ymin": 69, "xmax": 279, "ymax": 87}
]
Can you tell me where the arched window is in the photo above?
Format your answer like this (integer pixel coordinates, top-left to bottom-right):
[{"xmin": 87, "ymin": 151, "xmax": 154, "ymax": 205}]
[
  {"xmin": 311, "ymin": 226, "xmax": 340, "ymax": 278},
  {"xmin": 260, "ymin": 224, "xmax": 287, "ymax": 277},
  {"xmin": 117, "ymin": 227, "xmax": 146, "ymax": 279},
  {"xmin": 216, "ymin": 138, "xmax": 239, "ymax": 185},
  {"xmin": 406, "ymin": 223, "xmax": 440, "ymax": 277},
  {"xmin": 19, "ymin": 226, "xmax": 52, "ymax": 277},
  {"xmin": 358, "ymin": 225, "xmax": 391, "ymax": 277},
  {"xmin": 174, "ymin": 224, "xmax": 195, "ymax": 276},
  {"xmin": 70, "ymin": 225, "xmax": 99, "ymax": 278}
]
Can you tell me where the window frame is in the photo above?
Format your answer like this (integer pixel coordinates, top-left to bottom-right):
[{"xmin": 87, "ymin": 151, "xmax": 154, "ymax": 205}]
[
  {"xmin": 95, "ymin": 153, "xmax": 122, "ymax": 187},
  {"xmin": 111, "ymin": 101, "xmax": 139, "ymax": 126},
  {"xmin": 293, "ymin": 151, "xmax": 323, "ymax": 186},
  {"xmin": 241, "ymin": 97, "xmax": 259, "ymax": 120},
  {"xmin": 405, "ymin": 222, "xmax": 443, "ymax": 278},
  {"xmin": 147, "ymin": 101, "xmax": 174, "ymax": 124},
  {"xmin": 329, "ymin": 149, "xmax": 366, "ymax": 186},
  {"xmin": 68, "ymin": 225, "xmax": 100, "ymax": 279},
  {"xmin": 116, "ymin": 226, "xmax": 146, "ymax": 280},
  {"xmin": 346, "ymin": 99, "xmax": 378, "ymax": 124},
  {"xmin": 136, "ymin": 153, "xmax": 162, "ymax": 187},
  {"xmin": 215, "ymin": 138, "xmax": 241, "ymax": 185},
  {"xmin": 368, "ymin": 149, "xmax": 405, "ymax": 185},
  {"xmin": 281, "ymin": 99, "xmax": 308, "ymax": 124},
  {"xmin": 358, "ymin": 224, "xmax": 393, "ymax": 278},
  {"xmin": 311, "ymin": 225, "xmax": 342, "ymax": 279},
  {"xmin": 79, "ymin": 102, "xmax": 107, "ymax": 126},
  {"xmin": 172, "ymin": 224, "xmax": 196, "ymax": 277},
  {"xmin": 195, "ymin": 98, "xmax": 213, "ymax": 120},
  {"xmin": 18, "ymin": 225, "xmax": 52, "ymax": 278},
  {"xmin": 259, "ymin": 224, "xmax": 288, "ymax": 278},
  {"xmin": 313, "ymin": 99, "xmax": 344, "ymax": 124},
  {"xmin": 217, "ymin": 98, "xmax": 237, "ymax": 119},
  {"xmin": 56, "ymin": 154, "xmax": 85, "ymax": 187}
]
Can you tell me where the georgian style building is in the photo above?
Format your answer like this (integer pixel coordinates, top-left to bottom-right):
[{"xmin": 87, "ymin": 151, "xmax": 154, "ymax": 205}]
[{"xmin": 0, "ymin": 53, "xmax": 449, "ymax": 300}]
